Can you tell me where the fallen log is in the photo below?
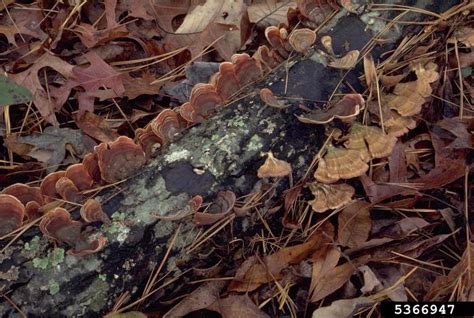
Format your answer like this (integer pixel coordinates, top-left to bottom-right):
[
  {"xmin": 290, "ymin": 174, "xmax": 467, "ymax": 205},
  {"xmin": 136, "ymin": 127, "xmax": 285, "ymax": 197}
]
[{"xmin": 0, "ymin": 1, "xmax": 458, "ymax": 316}]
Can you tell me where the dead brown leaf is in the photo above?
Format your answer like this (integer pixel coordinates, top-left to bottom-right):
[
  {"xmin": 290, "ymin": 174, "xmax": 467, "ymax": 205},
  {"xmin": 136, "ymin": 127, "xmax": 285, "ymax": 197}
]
[
  {"xmin": 337, "ymin": 201, "xmax": 371, "ymax": 248},
  {"xmin": 74, "ymin": 111, "xmax": 118, "ymax": 143},
  {"xmin": 247, "ymin": 0, "xmax": 296, "ymax": 27}
]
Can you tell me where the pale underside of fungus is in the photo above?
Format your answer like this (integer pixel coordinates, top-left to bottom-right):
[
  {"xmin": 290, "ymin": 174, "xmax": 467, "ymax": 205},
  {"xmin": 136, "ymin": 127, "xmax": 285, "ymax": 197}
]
[
  {"xmin": 257, "ymin": 152, "xmax": 292, "ymax": 178},
  {"xmin": 308, "ymin": 183, "xmax": 355, "ymax": 212}
]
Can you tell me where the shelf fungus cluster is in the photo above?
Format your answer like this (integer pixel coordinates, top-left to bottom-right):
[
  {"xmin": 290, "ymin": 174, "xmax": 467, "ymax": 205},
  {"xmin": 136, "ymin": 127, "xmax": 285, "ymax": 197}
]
[
  {"xmin": 1, "ymin": 28, "xmax": 320, "ymax": 255},
  {"xmin": 320, "ymin": 35, "xmax": 360, "ymax": 70},
  {"xmin": 297, "ymin": 93, "xmax": 401, "ymax": 213},
  {"xmin": 379, "ymin": 62, "xmax": 440, "ymax": 136}
]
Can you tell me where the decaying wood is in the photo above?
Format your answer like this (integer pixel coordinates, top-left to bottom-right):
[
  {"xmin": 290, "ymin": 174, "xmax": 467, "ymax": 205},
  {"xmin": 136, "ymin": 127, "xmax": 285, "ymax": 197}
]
[{"xmin": 0, "ymin": 2, "xmax": 457, "ymax": 316}]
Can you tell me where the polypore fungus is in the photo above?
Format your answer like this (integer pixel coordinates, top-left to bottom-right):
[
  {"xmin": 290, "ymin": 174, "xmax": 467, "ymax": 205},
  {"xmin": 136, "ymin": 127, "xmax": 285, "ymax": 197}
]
[
  {"xmin": 189, "ymin": 84, "xmax": 222, "ymax": 118},
  {"xmin": 314, "ymin": 144, "xmax": 368, "ymax": 183},
  {"xmin": 345, "ymin": 123, "xmax": 397, "ymax": 160},
  {"xmin": 0, "ymin": 194, "xmax": 25, "ymax": 235},
  {"xmin": 40, "ymin": 207, "xmax": 107, "ymax": 256},
  {"xmin": 39, "ymin": 207, "xmax": 82, "ymax": 246},
  {"xmin": 95, "ymin": 136, "xmax": 146, "ymax": 183},
  {"xmin": 257, "ymin": 152, "xmax": 292, "ymax": 178},
  {"xmin": 231, "ymin": 53, "xmax": 262, "ymax": 86},
  {"xmin": 321, "ymin": 35, "xmax": 335, "ymax": 56},
  {"xmin": 328, "ymin": 50, "xmax": 360, "ymax": 69},
  {"xmin": 265, "ymin": 26, "xmax": 290, "ymax": 58},
  {"xmin": 259, "ymin": 88, "xmax": 288, "ymax": 109},
  {"xmin": 308, "ymin": 183, "xmax": 355, "ymax": 212},
  {"xmin": 1, "ymin": 183, "xmax": 44, "ymax": 206},
  {"xmin": 211, "ymin": 62, "xmax": 240, "ymax": 101},
  {"xmin": 82, "ymin": 152, "xmax": 102, "ymax": 183},
  {"xmin": 80, "ymin": 198, "xmax": 110, "ymax": 224},
  {"xmin": 65, "ymin": 163, "xmax": 94, "ymax": 191},
  {"xmin": 40, "ymin": 171, "xmax": 66, "ymax": 202},
  {"xmin": 297, "ymin": 94, "xmax": 364, "ymax": 125},
  {"xmin": 253, "ymin": 45, "xmax": 279, "ymax": 71},
  {"xmin": 150, "ymin": 109, "xmax": 182, "ymax": 144},
  {"xmin": 135, "ymin": 126, "xmax": 163, "ymax": 158},
  {"xmin": 55, "ymin": 177, "xmax": 83, "ymax": 203},
  {"xmin": 25, "ymin": 201, "xmax": 42, "ymax": 222},
  {"xmin": 289, "ymin": 28, "xmax": 317, "ymax": 53}
]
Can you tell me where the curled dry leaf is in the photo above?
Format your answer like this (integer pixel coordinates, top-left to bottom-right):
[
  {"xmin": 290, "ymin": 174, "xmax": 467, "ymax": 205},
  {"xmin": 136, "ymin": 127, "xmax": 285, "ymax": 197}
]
[
  {"xmin": 95, "ymin": 136, "xmax": 146, "ymax": 183},
  {"xmin": 328, "ymin": 50, "xmax": 360, "ymax": 69},
  {"xmin": 259, "ymin": 88, "xmax": 288, "ymax": 109},
  {"xmin": 0, "ymin": 194, "xmax": 25, "ymax": 236},
  {"xmin": 308, "ymin": 182, "xmax": 355, "ymax": 212},
  {"xmin": 229, "ymin": 222, "xmax": 334, "ymax": 292},
  {"xmin": 257, "ymin": 152, "xmax": 292, "ymax": 178},
  {"xmin": 314, "ymin": 144, "xmax": 369, "ymax": 183},
  {"xmin": 297, "ymin": 94, "xmax": 364, "ymax": 125},
  {"xmin": 312, "ymin": 297, "xmax": 374, "ymax": 318},
  {"xmin": 194, "ymin": 191, "xmax": 236, "ymax": 226},
  {"xmin": 337, "ymin": 200, "xmax": 371, "ymax": 248},
  {"xmin": 289, "ymin": 28, "xmax": 317, "ymax": 53}
]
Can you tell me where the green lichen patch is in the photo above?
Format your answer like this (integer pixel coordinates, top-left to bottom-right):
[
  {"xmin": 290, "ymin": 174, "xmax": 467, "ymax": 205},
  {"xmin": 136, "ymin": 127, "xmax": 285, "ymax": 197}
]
[
  {"xmin": 48, "ymin": 280, "xmax": 60, "ymax": 295},
  {"xmin": 32, "ymin": 248, "xmax": 65, "ymax": 270}
]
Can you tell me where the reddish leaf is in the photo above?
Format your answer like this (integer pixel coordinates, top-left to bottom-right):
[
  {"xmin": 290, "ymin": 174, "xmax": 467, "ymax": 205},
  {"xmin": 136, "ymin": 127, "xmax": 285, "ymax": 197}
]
[
  {"xmin": 53, "ymin": 52, "xmax": 125, "ymax": 114},
  {"xmin": 337, "ymin": 201, "xmax": 372, "ymax": 248},
  {"xmin": 74, "ymin": 111, "xmax": 118, "ymax": 143}
]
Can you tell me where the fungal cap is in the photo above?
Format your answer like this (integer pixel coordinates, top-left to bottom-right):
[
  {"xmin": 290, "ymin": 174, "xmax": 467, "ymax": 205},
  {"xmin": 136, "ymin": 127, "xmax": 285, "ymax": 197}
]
[
  {"xmin": 1, "ymin": 183, "xmax": 43, "ymax": 205},
  {"xmin": 150, "ymin": 109, "xmax": 182, "ymax": 143},
  {"xmin": 40, "ymin": 171, "xmax": 66, "ymax": 202},
  {"xmin": 39, "ymin": 207, "xmax": 82, "ymax": 246},
  {"xmin": 257, "ymin": 152, "xmax": 292, "ymax": 178},
  {"xmin": 259, "ymin": 88, "xmax": 288, "ymax": 109},
  {"xmin": 80, "ymin": 198, "xmax": 110, "ymax": 225},
  {"xmin": 65, "ymin": 163, "xmax": 94, "ymax": 191},
  {"xmin": 0, "ymin": 194, "xmax": 25, "ymax": 235},
  {"xmin": 323, "ymin": 144, "xmax": 369, "ymax": 180},
  {"xmin": 55, "ymin": 177, "xmax": 83, "ymax": 203},
  {"xmin": 329, "ymin": 50, "xmax": 360, "ymax": 69},
  {"xmin": 297, "ymin": 94, "xmax": 363, "ymax": 125},
  {"xmin": 288, "ymin": 28, "xmax": 317, "ymax": 53},
  {"xmin": 95, "ymin": 136, "xmax": 146, "ymax": 183},
  {"xmin": 309, "ymin": 183, "xmax": 354, "ymax": 212}
]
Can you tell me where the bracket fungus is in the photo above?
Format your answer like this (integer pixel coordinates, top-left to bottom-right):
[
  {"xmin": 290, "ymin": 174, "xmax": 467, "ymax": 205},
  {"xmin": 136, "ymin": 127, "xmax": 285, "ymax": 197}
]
[
  {"xmin": 150, "ymin": 109, "xmax": 183, "ymax": 144},
  {"xmin": 308, "ymin": 183, "xmax": 355, "ymax": 212},
  {"xmin": 39, "ymin": 207, "xmax": 82, "ymax": 246},
  {"xmin": 40, "ymin": 171, "xmax": 66, "ymax": 202},
  {"xmin": 80, "ymin": 198, "xmax": 110, "ymax": 225},
  {"xmin": 210, "ymin": 62, "xmax": 240, "ymax": 101},
  {"xmin": 297, "ymin": 94, "xmax": 364, "ymax": 125},
  {"xmin": 135, "ymin": 126, "xmax": 163, "ymax": 158},
  {"xmin": 253, "ymin": 45, "xmax": 279, "ymax": 71},
  {"xmin": 39, "ymin": 207, "xmax": 106, "ymax": 256},
  {"xmin": 0, "ymin": 194, "xmax": 25, "ymax": 235},
  {"xmin": 82, "ymin": 152, "xmax": 102, "ymax": 183},
  {"xmin": 265, "ymin": 26, "xmax": 290, "ymax": 59},
  {"xmin": 289, "ymin": 28, "xmax": 317, "ymax": 53},
  {"xmin": 55, "ymin": 176, "xmax": 83, "ymax": 203},
  {"xmin": 95, "ymin": 136, "xmax": 146, "ymax": 183},
  {"xmin": 257, "ymin": 152, "xmax": 292, "ymax": 178},
  {"xmin": 328, "ymin": 50, "xmax": 360, "ymax": 69},
  {"xmin": 314, "ymin": 144, "xmax": 368, "ymax": 183},
  {"xmin": 65, "ymin": 163, "xmax": 94, "ymax": 191},
  {"xmin": 259, "ymin": 88, "xmax": 288, "ymax": 109},
  {"xmin": 1, "ymin": 183, "xmax": 44, "ymax": 206},
  {"xmin": 25, "ymin": 201, "xmax": 42, "ymax": 222},
  {"xmin": 231, "ymin": 53, "xmax": 263, "ymax": 86},
  {"xmin": 189, "ymin": 83, "xmax": 222, "ymax": 119},
  {"xmin": 386, "ymin": 62, "xmax": 439, "ymax": 117},
  {"xmin": 345, "ymin": 123, "xmax": 397, "ymax": 161}
]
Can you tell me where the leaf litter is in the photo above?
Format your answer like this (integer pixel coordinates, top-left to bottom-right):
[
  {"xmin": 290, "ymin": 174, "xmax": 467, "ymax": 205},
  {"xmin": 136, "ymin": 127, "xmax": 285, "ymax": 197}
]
[{"xmin": 0, "ymin": 1, "xmax": 473, "ymax": 317}]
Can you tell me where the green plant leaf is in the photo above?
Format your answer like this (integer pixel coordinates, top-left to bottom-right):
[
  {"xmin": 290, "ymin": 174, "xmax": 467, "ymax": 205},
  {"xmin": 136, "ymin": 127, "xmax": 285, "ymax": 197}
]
[{"xmin": 0, "ymin": 75, "xmax": 33, "ymax": 106}]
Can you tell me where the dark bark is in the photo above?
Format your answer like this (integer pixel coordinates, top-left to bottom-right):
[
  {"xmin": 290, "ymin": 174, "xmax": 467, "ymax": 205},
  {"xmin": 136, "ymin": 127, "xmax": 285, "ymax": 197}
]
[{"xmin": 0, "ymin": 1, "xmax": 457, "ymax": 316}]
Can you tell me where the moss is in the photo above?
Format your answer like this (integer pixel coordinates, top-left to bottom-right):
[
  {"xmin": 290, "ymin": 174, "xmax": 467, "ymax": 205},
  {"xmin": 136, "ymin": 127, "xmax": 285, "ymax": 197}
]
[
  {"xmin": 48, "ymin": 280, "xmax": 60, "ymax": 295},
  {"xmin": 51, "ymin": 248, "xmax": 65, "ymax": 267}
]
